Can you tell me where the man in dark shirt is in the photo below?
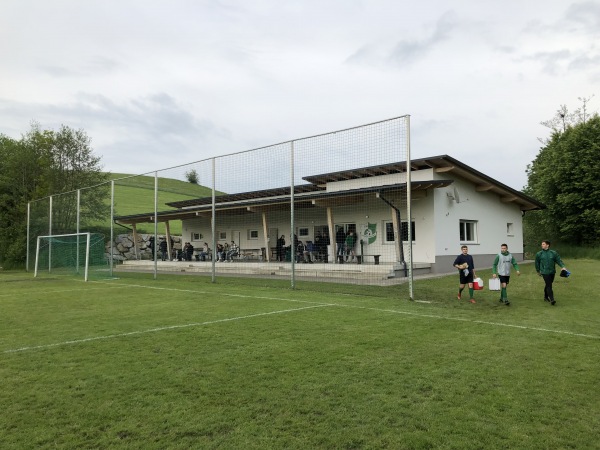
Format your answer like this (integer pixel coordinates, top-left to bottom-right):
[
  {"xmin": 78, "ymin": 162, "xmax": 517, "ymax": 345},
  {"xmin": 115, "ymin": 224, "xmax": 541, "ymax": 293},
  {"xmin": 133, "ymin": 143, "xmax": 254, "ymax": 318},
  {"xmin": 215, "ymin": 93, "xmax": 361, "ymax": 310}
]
[{"xmin": 453, "ymin": 245, "xmax": 476, "ymax": 303}]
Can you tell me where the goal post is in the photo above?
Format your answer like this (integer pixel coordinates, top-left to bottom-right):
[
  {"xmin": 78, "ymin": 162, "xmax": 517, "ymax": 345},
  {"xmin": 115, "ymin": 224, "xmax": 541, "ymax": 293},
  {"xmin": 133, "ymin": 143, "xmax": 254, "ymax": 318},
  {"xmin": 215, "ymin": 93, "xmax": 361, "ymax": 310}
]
[{"xmin": 34, "ymin": 232, "xmax": 106, "ymax": 281}]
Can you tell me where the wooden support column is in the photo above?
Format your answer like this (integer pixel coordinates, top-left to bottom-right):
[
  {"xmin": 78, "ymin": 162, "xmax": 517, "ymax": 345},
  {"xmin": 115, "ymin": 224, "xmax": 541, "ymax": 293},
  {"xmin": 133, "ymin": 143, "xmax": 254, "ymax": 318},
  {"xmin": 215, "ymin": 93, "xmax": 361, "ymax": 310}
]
[
  {"xmin": 391, "ymin": 206, "xmax": 401, "ymax": 261},
  {"xmin": 262, "ymin": 211, "xmax": 270, "ymax": 262},
  {"xmin": 327, "ymin": 206, "xmax": 335, "ymax": 264},
  {"xmin": 132, "ymin": 223, "xmax": 139, "ymax": 260},
  {"xmin": 165, "ymin": 221, "xmax": 172, "ymax": 258}
]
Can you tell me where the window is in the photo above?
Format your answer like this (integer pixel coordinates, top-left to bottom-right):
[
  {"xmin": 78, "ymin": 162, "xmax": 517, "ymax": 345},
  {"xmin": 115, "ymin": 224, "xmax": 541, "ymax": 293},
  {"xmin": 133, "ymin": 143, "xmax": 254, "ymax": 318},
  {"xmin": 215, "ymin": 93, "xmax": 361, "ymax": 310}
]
[
  {"xmin": 217, "ymin": 231, "xmax": 227, "ymax": 241},
  {"xmin": 401, "ymin": 221, "xmax": 416, "ymax": 242},
  {"xmin": 385, "ymin": 222, "xmax": 394, "ymax": 243},
  {"xmin": 459, "ymin": 220, "xmax": 478, "ymax": 243},
  {"xmin": 192, "ymin": 233, "xmax": 202, "ymax": 241},
  {"xmin": 298, "ymin": 227, "xmax": 309, "ymax": 237},
  {"xmin": 507, "ymin": 222, "xmax": 514, "ymax": 236},
  {"xmin": 384, "ymin": 221, "xmax": 415, "ymax": 243},
  {"xmin": 248, "ymin": 230, "xmax": 259, "ymax": 240}
]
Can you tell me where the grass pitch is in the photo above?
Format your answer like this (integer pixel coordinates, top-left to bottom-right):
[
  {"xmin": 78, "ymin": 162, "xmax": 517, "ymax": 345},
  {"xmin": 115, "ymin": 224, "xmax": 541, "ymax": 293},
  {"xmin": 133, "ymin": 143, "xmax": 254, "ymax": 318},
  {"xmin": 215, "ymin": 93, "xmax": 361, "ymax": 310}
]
[{"xmin": 1, "ymin": 260, "xmax": 599, "ymax": 449}]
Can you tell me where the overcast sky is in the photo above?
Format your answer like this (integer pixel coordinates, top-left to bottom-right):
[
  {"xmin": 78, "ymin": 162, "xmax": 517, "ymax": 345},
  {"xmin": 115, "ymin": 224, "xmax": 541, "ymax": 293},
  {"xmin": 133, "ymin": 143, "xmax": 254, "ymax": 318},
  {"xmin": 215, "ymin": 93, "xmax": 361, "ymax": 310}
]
[{"xmin": 1, "ymin": 0, "xmax": 598, "ymax": 191}]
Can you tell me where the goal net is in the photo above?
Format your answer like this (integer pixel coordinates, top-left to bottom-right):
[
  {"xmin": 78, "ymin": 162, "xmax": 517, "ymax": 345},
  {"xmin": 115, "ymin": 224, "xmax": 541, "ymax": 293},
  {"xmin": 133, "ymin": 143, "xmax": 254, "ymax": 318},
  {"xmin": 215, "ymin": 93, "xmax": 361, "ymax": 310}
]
[{"xmin": 34, "ymin": 233, "xmax": 107, "ymax": 281}]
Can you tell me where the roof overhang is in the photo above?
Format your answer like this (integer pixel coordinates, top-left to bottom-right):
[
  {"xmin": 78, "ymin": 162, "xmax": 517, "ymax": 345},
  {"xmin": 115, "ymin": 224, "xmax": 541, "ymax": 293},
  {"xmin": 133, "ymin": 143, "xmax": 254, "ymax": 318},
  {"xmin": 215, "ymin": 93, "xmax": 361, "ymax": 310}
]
[
  {"xmin": 114, "ymin": 180, "xmax": 451, "ymax": 225},
  {"xmin": 304, "ymin": 155, "xmax": 545, "ymax": 211}
]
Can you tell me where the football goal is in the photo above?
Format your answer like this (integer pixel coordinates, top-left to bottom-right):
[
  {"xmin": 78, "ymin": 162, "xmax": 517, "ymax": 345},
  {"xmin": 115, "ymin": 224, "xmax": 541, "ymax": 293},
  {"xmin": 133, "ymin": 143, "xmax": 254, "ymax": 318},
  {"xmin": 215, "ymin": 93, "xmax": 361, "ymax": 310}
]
[{"xmin": 34, "ymin": 233, "xmax": 107, "ymax": 281}]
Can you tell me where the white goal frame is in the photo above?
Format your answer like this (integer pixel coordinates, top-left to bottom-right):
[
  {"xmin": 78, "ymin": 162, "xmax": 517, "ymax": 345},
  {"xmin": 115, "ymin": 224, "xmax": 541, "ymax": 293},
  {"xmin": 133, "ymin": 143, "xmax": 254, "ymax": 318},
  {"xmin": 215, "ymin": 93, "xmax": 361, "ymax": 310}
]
[{"xmin": 34, "ymin": 232, "xmax": 92, "ymax": 281}]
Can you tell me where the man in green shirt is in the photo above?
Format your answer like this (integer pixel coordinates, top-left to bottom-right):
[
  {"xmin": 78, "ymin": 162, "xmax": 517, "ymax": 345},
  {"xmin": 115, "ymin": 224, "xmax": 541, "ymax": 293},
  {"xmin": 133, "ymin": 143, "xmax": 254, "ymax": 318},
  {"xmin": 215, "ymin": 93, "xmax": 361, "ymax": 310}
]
[
  {"xmin": 492, "ymin": 244, "xmax": 520, "ymax": 306},
  {"xmin": 534, "ymin": 240, "xmax": 568, "ymax": 306}
]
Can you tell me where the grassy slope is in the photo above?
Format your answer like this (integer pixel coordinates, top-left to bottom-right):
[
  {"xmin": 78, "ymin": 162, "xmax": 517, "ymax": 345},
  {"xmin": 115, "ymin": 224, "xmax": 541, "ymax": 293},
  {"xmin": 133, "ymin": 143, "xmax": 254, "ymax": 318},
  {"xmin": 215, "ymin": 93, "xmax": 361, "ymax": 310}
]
[{"xmin": 108, "ymin": 173, "xmax": 217, "ymax": 235}]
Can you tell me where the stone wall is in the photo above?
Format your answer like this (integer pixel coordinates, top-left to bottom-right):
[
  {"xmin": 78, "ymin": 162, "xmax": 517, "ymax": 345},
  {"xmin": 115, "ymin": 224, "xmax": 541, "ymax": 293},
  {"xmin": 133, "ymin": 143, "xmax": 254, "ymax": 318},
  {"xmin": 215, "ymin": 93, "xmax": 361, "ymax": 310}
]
[{"xmin": 106, "ymin": 234, "xmax": 182, "ymax": 261}]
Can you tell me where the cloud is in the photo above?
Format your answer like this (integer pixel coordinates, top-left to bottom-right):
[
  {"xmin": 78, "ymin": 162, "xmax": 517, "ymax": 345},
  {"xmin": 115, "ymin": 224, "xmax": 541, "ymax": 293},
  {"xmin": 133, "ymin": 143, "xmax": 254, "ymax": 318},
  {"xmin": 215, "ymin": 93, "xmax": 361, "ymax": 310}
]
[
  {"xmin": 346, "ymin": 11, "xmax": 459, "ymax": 67},
  {"xmin": 527, "ymin": 49, "xmax": 573, "ymax": 75},
  {"xmin": 0, "ymin": 92, "xmax": 233, "ymax": 175},
  {"xmin": 564, "ymin": 1, "xmax": 600, "ymax": 33},
  {"xmin": 39, "ymin": 56, "xmax": 122, "ymax": 78}
]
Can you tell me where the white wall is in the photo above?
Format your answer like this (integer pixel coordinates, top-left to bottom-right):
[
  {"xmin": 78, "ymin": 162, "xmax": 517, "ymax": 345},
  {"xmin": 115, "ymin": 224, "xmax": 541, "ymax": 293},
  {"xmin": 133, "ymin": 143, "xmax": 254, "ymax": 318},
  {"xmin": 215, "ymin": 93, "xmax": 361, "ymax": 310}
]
[
  {"xmin": 433, "ymin": 176, "xmax": 524, "ymax": 257},
  {"xmin": 179, "ymin": 168, "xmax": 525, "ymax": 264}
]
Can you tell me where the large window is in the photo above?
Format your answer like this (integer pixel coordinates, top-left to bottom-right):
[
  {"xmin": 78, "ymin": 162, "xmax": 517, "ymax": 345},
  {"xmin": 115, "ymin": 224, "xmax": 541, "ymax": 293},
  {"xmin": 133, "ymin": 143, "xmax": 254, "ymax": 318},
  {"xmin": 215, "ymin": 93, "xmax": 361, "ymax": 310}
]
[
  {"xmin": 384, "ymin": 221, "xmax": 416, "ymax": 243},
  {"xmin": 459, "ymin": 220, "xmax": 478, "ymax": 243}
]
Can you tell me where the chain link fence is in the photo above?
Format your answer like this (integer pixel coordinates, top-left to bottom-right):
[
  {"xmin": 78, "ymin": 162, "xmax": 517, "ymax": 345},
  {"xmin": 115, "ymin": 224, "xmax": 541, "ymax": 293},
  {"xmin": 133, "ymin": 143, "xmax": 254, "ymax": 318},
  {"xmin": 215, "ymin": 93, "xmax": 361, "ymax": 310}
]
[{"xmin": 27, "ymin": 116, "xmax": 412, "ymax": 294}]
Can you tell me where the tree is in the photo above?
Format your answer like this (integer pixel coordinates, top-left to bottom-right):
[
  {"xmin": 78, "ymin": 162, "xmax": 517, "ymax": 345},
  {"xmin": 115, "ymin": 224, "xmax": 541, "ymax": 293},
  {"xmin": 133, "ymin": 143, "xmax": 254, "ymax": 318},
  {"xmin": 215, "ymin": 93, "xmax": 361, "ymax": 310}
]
[
  {"xmin": 0, "ymin": 123, "xmax": 109, "ymax": 268},
  {"xmin": 539, "ymin": 95, "xmax": 595, "ymax": 141},
  {"xmin": 185, "ymin": 169, "xmax": 199, "ymax": 184},
  {"xmin": 525, "ymin": 112, "xmax": 600, "ymax": 246}
]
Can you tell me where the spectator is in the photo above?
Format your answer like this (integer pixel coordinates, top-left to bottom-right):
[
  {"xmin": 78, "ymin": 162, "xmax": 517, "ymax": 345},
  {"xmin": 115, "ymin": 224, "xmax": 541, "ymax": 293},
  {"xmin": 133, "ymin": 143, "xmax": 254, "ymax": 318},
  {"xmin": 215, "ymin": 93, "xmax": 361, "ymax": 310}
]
[
  {"xmin": 182, "ymin": 242, "xmax": 194, "ymax": 261},
  {"xmin": 335, "ymin": 226, "xmax": 346, "ymax": 263},
  {"xmin": 296, "ymin": 240, "xmax": 306, "ymax": 263},
  {"xmin": 304, "ymin": 240, "xmax": 316, "ymax": 263},
  {"xmin": 197, "ymin": 242, "xmax": 210, "ymax": 261},
  {"xmin": 226, "ymin": 241, "xmax": 239, "ymax": 261},
  {"xmin": 216, "ymin": 243, "xmax": 225, "ymax": 262},
  {"xmin": 276, "ymin": 235, "xmax": 286, "ymax": 262},
  {"xmin": 148, "ymin": 235, "xmax": 155, "ymax": 261},
  {"xmin": 345, "ymin": 231, "xmax": 357, "ymax": 262},
  {"xmin": 159, "ymin": 238, "xmax": 168, "ymax": 261},
  {"xmin": 314, "ymin": 233, "xmax": 322, "ymax": 261}
]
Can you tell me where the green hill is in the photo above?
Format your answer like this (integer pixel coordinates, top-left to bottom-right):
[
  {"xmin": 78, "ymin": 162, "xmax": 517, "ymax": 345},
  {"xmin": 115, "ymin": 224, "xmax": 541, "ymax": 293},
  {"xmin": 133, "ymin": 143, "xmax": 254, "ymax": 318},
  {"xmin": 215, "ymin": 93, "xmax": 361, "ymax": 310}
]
[{"xmin": 108, "ymin": 173, "xmax": 219, "ymax": 235}]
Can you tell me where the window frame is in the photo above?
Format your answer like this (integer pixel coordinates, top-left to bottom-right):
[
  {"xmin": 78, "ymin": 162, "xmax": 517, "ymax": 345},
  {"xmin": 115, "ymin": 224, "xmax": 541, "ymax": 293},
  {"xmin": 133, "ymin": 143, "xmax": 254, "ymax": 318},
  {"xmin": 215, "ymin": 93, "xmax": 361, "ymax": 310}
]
[
  {"xmin": 383, "ymin": 220, "xmax": 416, "ymax": 243},
  {"xmin": 459, "ymin": 220, "xmax": 478, "ymax": 243}
]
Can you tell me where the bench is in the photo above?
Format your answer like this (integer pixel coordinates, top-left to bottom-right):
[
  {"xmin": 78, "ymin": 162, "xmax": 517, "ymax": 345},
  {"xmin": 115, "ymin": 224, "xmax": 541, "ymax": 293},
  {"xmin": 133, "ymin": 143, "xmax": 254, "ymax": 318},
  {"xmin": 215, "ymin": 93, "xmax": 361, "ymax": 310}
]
[
  {"xmin": 239, "ymin": 248, "xmax": 266, "ymax": 261},
  {"xmin": 356, "ymin": 254, "xmax": 381, "ymax": 265},
  {"xmin": 193, "ymin": 250, "xmax": 212, "ymax": 261}
]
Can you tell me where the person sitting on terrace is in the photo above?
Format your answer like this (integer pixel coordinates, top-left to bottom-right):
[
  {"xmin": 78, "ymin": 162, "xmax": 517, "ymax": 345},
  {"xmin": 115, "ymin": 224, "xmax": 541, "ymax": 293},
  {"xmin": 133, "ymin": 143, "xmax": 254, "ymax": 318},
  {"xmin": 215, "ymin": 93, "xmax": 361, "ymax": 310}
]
[
  {"xmin": 296, "ymin": 240, "xmax": 306, "ymax": 263},
  {"xmin": 304, "ymin": 240, "xmax": 316, "ymax": 263},
  {"xmin": 183, "ymin": 242, "xmax": 194, "ymax": 261},
  {"xmin": 216, "ymin": 243, "xmax": 225, "ymax": 262},
  {"xmin": 197, "ymin": 242, "xmax": 210, "ymax": 261},
  {"xmin": 226, "ymin": 241, "xmax": 239, "ymax": 261}
]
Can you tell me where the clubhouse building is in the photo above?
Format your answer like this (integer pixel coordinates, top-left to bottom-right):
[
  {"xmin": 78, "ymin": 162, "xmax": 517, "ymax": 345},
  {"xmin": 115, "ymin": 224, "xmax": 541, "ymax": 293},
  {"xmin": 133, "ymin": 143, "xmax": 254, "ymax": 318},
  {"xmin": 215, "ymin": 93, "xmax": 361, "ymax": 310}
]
[{"xmin": 114, "ymin": 155, "xmax": 543, "ymax": 275}]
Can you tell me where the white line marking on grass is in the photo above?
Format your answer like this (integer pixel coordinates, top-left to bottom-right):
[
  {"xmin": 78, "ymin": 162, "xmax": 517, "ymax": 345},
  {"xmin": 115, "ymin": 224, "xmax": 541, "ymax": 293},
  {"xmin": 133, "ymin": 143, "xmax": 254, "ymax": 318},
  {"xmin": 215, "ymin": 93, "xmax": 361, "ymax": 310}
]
[
  {"xmin": 2, "ymin": 304, "xmax": 330, "ymax": 354},
  {"xmin": 90, "ymin": 280, "xmax": 330, "ymax": 305},
  {"xmin": 341, "ymin": 306, "xmax": 600, "ymax": 340},
  {"xmin": 91, "ymin": 280, "xmax": 600, "ymax": 340}
]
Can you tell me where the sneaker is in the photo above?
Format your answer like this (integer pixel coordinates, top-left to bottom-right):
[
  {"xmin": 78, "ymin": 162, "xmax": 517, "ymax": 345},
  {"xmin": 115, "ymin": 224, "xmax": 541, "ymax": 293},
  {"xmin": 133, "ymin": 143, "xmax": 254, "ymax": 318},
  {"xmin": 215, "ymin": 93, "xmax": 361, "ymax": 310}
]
[
  {"xmin": 550, "ymin": 300, "xmax": 556, "ymax": 306},
  {"xmin": 498, "ymin": 298, "xmax": 504, "ymax": 303},
  {"xmin": 504, "ymin": 300, "xmax": 510, "ymax": 306},
  {"xmin": 544, "ymin": 298, "xmax": 550, "ymax": 303},
  {"xmin": 469, "ymin": 299, "xmax": 476, "ymax": 304}
]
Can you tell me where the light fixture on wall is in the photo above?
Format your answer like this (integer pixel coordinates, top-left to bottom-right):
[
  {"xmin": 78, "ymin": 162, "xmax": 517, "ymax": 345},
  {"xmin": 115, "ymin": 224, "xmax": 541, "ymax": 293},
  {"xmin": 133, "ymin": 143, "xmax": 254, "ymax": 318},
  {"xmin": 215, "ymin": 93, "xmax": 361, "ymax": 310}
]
[{"xmin": 365, "ymin": 215, "xmax": 369, "ymax": 219}]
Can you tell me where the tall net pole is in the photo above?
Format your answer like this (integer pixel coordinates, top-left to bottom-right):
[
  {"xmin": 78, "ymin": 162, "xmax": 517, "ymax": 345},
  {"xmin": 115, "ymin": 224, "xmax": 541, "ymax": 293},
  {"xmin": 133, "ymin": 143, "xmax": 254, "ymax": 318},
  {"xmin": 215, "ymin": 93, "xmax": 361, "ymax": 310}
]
[
  {"xmin": 406, "ymin": 116, "xmax": 414, "ymax": 300},
  {"xmin": 153, "ymin": 171, "xmax": 158, "ymax": 279},
  {"xmin": 110, "ymin": 181, "xmax": 115, "ymax": 278},
  {"xmin": 290, "ymin": 141, "xmax": 295, "ymax": 289},
  {"xmin": 26, "ymin": 202, "xmax": 31, "ymax": 272}
]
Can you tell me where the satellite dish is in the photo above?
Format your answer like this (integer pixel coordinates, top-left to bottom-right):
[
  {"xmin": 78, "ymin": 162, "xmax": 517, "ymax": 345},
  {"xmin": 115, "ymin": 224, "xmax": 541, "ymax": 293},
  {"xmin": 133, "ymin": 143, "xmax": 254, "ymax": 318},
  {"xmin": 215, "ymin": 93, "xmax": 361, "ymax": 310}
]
[
  {"xmin": 447, "ymin": 186, "xmax": 467, "ymax": 204},
  {"xmin": 453, "ymin": 187, "xmax": 461, "ymax": 204}
]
